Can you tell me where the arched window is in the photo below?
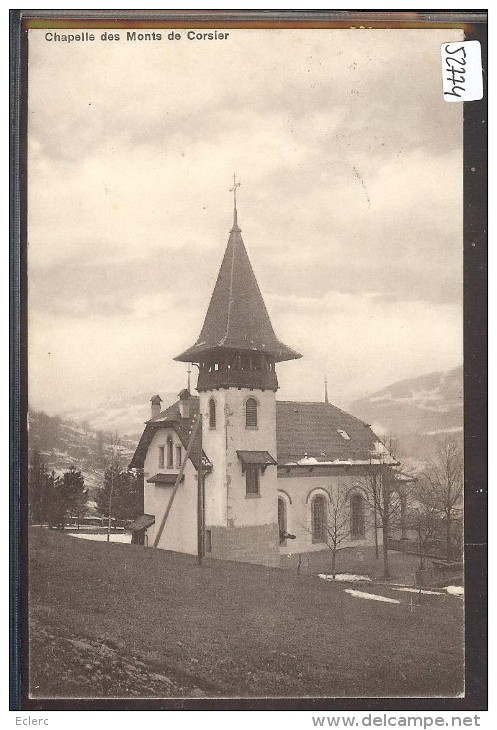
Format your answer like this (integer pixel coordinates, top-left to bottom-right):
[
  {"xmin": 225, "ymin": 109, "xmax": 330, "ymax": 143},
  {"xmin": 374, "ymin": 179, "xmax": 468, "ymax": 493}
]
[
  {"xmin": 166, "ymin": 436, "xmax": 174, "ymax": 468},
  {"xmin": 245, "ymin": 398, "xmax": 258, "ymax": 428},
  {"xmin": 311, "ymin": 494, "xmax": 327, "ymax": 543},
  {"xmin": 278, "ymin": 497, "xmax": 287, "ymax": 545},
  {"xmin": 350, "ymin": 493, "xmax": 365, "ymax": 538},
  {"xmin": 209, "ymin": 398, "xmax": 216, "ymax": 429}
]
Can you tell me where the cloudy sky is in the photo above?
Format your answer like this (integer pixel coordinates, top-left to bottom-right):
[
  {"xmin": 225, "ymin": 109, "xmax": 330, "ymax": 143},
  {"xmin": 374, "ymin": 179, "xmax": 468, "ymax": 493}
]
[{"xmin": 28, "ymin": 27, "xmax": 463, "ymax": 414}]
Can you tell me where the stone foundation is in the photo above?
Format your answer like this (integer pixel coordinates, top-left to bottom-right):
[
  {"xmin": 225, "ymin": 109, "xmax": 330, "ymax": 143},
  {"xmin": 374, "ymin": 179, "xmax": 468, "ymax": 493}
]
[{"xmin": 207, "ymin": 523, "xmax": 280, "ymax": 568}]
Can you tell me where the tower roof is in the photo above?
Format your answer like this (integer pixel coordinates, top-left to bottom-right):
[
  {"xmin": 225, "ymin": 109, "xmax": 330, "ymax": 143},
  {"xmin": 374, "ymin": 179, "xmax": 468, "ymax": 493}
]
[{"xmin": 175, "ymin": 205, "xmax": 301, "ymax": 363}]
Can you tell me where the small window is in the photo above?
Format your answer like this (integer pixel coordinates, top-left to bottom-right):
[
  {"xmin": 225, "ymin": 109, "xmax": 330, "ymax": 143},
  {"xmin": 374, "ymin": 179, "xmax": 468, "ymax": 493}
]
[
  {"xmin": 245, "ymin": 398, "xmax": 258, "ymax": 428},
  {"xmin": 205, "ymin": 529, "xmax": 212, "ymax": 553},
  {"xmin": 337, "ymin": 429, "xmax": 351, "ymax": 440},
  {"xmin": 175, "ymin": 445, "xmax": 182, "ymax": 469},
  {"xmin": 311, "ymin": 494, "xmax": 327, "ymax": 543},
  {"xmin": 166, "ymin": 436, "xmax": 174, "ymax": 468},
  {"xmin": 158, "ymin": 446, "xmax": 165, "ymax": 468},
  {"xmin": 245, "ymin": 465, "xmax": 260, "ymax": 495},
  {"xmin": 209, "ymin": 398, "xmax": 216, "ymax": 429}
]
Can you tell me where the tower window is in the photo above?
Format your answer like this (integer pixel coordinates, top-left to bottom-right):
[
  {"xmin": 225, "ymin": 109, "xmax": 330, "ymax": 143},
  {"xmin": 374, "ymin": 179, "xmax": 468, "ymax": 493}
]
[
  {"xmin": 166, "ymin": 436, "xmax": 174, "ymax": 468},
  {"xmin": 175, "ymin": 445, "xmax": 182, "ymax": 469},
  {"xmin": 245, "ymin": 466, "xmax": 260, "ymax": 496},
  {"xmin": 209, "ymin": 398, "xmax": 216, "ymax": 429},
  {"xmin": 350, "ymin": 493, "xmax": 365, "ymax": 538},
  {"xmin": 158, "ymin": 446, "xmax": 165, "ymax": 468},
  {"xmin": 311, "ymin": 494, "xmax": 327, "ymax": 543},
  {"xmin": 245, "ymin": 398, "xmax": 258, "ymax": 428}
]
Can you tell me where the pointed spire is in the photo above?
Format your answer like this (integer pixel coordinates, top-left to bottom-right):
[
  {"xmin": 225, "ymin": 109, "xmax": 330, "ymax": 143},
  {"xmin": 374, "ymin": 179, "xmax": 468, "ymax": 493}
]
[
  {"xmin": 324, "ymin": 374, "xmax": 329, "ymax": 404},
  {"xmin": 230, "ymin": 173, "xmax": 241, "ymax": 232},
  {"xmin": 175, "ymin": 183, "xmax": 301, "ymax": 365}
]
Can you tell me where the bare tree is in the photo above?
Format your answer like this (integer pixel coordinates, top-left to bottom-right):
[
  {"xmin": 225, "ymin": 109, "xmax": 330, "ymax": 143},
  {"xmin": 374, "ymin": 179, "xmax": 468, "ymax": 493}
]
[
  {"xmin": 102, "ymin": 432, "xmax": 122, "ymax": 542},
  {"xmin": 408, "ymin": 504, "xmax": 440, "ymax": 571},
  {"xmin": 28, "ymin": 449, "xmax": 47, "ymax": 524},
  {"xmin": 416, "ymin": 438, "xmax": 463, "ymax": 560},
  {"xmin": 361, "ymin": 440, "xmax": 411, "ymax": 580}
]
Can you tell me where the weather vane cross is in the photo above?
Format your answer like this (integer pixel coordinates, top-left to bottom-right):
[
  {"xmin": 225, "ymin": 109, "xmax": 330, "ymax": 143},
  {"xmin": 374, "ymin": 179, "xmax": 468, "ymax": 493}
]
[{"xmin": 229, "ymin": 173, "xmax": 241, "ymax": 208}]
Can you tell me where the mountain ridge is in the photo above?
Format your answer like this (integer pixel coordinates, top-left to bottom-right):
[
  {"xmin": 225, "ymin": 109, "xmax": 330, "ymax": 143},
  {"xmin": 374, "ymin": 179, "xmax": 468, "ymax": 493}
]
[
  {"xmin": 29, "ymin": 366, "xmax": 463, "ymax": 478},
  {"xmin": 348, "ymin": 365, "xmax": 462, "ymax": 437}
]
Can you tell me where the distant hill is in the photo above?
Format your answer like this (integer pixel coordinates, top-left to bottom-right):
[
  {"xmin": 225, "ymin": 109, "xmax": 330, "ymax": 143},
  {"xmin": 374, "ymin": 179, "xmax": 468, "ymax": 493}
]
[
  {"xmin": 28, "ymin": 410, "xmax": 139, "ymax": 499},
  {"xmin": 348, "ymin": 366, "xmax": 463, "ymax": 464},
  {"xmin": 30, "ymin": 367, "xmax": 463, "ymax": 482},
  {"xmin": 60, "ymin": 391, "xmax": 178, "ymax": 439}
]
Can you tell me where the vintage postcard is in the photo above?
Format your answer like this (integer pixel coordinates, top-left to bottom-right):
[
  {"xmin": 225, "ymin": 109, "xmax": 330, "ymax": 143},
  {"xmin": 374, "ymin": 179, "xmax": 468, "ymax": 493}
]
[{"xmin": 14, "ymin": 11, "xmax": 486, "ymax": 710}]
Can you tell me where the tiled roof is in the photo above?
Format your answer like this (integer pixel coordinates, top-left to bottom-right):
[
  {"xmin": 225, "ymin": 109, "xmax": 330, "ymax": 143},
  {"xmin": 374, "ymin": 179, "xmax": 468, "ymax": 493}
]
[
  {"xmin": 236, "ymin": 450, "xmax": 277, "ymax": 467},
  {"xmin": 128, "ymin": 514, "xmax": 155, "ymax": 532},
  {"xmin": 130, "ymin": 396, "xmax": 385, "ymax": 470},
  {"xmin": 146, "ymin": 473, "xmax": 185, "ymax": 485},
  {"xmin": 175, "ymin": 217, "xmax": 300, "ymax": 363},
  {"xmin": 276, "ymin": 401, "xmax": 382, "ymax": 464}
]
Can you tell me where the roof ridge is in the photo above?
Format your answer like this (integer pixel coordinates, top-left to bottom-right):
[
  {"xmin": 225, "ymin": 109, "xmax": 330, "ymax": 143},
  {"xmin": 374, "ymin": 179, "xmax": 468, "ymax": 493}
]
[
  {"xmin": 220, "ymin": 230, "xmax": 237, "ymax": 345},
  {"xmin": 277, "ymin": 399, "xmax": 369, "ymax": 420},
  {"xmin": 277, "ymin": 399, "xmax": 341, "ymax": 406}
]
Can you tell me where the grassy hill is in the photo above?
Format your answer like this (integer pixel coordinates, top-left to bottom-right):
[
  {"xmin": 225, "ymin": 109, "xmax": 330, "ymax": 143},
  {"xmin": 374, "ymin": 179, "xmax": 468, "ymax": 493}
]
[{"xmin": 29, "ymin": 528, "xmax": 464, "ymax": 700}]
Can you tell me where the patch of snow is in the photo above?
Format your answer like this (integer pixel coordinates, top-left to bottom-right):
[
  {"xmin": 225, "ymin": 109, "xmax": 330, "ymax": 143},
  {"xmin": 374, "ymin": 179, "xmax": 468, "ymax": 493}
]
[
  {"xmin": 67, "ymin": 532, "xmax": 131, "ymax": 544},
  {"xmin": 284, "ymin": 456, "xmax": 397, "ymax": 467},
  {"xmin": 319, "ymin": 573, "xmax": 372, "ymax": 582},
  {"xmin": 391, "ymin": 587, "xmax": 444, "ymax": 596},
  {"xmin": 373, "ymin": 441, "xmax": 388, "ymax": 454},
  {"xmin": 369, "ymin": 393, "xmax": 393, "ymax": 403},
  {"xmin": 445, "ymin": 585, "xmax": 464, "ymax": 596},
  {"xmin": 344, "ymin": 589, "xmax": 400, "ymax": 604},
  {"xmin": 424, "ymin": 427, "xmax": 463, "ymax": 436}
]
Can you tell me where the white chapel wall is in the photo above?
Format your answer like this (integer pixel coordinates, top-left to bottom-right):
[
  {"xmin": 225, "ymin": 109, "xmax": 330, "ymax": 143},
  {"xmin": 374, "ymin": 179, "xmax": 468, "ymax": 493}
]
[
  {"xmin": 143, "ymin": 427, "xmax": 198, "ymax": 554},
  {"xmin": 277, "ymin": 472, "xmax": 381, "ymax": 555}
]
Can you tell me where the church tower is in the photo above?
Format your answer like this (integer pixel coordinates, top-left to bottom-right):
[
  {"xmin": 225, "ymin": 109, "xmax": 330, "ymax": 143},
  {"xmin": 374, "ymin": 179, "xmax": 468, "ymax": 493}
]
[{"xmin": 175, "ymin": 180, "xmax": 301, "ymax": 566}]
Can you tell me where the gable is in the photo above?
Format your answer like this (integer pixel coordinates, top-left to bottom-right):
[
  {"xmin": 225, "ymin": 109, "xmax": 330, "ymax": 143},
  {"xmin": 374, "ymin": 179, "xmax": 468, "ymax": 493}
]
[{"xmin": 129, "ymin": 397, "xmax": 208, "ymax": 471}]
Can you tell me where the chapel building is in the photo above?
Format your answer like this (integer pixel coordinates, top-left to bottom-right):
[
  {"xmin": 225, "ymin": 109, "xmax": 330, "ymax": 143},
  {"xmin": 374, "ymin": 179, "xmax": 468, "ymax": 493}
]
[{"xmin": 130, "ymin": 193, "xmax": 398, "ymax": 567}]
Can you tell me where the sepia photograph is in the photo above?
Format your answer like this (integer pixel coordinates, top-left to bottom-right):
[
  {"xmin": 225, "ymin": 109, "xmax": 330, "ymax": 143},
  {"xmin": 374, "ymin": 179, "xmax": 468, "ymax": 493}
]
[{"xmin": 16, "ymin": 12, "xmax": 486, "ymax": 708}]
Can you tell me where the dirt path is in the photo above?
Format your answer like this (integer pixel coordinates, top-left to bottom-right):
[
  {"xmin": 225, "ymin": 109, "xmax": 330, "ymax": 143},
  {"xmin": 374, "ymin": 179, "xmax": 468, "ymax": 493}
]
[{"xmin": 29, "ymin": 614, "xmax": 212, "ymax": 699}]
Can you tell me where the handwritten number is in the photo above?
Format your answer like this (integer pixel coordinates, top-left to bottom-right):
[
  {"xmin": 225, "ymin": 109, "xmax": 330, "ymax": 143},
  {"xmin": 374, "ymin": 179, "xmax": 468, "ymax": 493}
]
[
  {"xmin": 443, "ymin": 44, "xmax": 468, "ymax": 98},
  {"xmin": 444, "ymin": 44, "xmax": 466, "ymax": 59}
]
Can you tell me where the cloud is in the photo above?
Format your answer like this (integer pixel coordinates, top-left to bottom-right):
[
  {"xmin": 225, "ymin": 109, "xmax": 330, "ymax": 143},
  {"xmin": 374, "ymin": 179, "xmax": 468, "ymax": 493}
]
[
  {"xmin": 270, "ymin": 291, "xmax": 463, "ymax": 405},
  {"xmin": 27, "ymin": 27, "xmax": 464, "ymax": 413}
]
